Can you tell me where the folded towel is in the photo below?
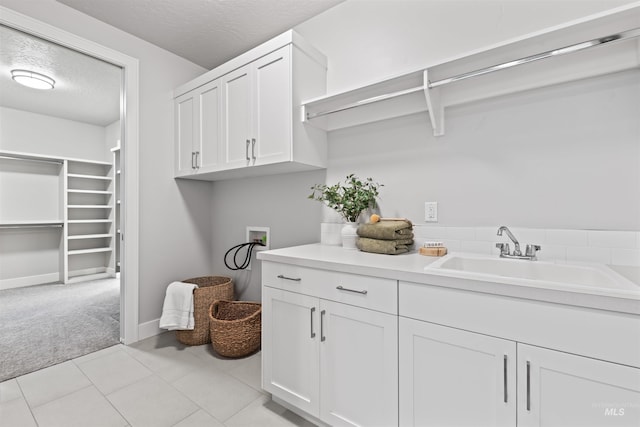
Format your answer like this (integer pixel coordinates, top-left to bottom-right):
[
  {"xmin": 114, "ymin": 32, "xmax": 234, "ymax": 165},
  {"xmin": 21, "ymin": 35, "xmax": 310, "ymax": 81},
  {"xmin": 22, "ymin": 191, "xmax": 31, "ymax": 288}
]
[
  {"xmin": 357, "ymin": 237, "xmax": 414, "ymax": 255},
  {"xmin": 357, "ymin": 220, "xmax": 413, "ymax": 240},
  {"xmin": 159, "ymin": 281, "xmax": 198, "ymax": 331}
]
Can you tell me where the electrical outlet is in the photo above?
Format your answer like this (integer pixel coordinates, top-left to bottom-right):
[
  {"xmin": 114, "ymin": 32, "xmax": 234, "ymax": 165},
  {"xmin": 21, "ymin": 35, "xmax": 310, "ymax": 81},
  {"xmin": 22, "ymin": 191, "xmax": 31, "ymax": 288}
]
[{"xmin": 425, "ymin": 202, "xmax": 438, "ymax": 222}]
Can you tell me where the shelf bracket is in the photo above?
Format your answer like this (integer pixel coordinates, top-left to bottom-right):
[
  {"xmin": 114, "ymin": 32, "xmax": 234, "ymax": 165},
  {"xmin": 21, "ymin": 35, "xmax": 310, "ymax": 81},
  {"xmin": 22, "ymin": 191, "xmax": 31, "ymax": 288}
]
[{"xmin": 423, "ymin": 69, "xmax": 444, "ymax": 137}]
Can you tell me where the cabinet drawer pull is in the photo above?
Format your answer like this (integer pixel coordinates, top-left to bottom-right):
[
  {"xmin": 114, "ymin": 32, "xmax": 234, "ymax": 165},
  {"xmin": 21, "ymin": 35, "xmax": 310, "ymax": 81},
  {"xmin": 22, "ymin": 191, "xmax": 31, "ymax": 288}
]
[
  {"xmin": 310, "ymin": 307, "xmax": 316, "ymax": 338},
  {"xmin": 336, "ymin": 285, "xmax": 367, "ymax": 295},
  {"xmin": 245, "ymin": 139, "xmax": 250, "ymax": 161},
  {"xmin": 195, "ymin": 151, "xmax": 200, "ymax": 168},
  {"xmin": 277, "ymin": 274, "xmax": 301, "ymax": 282},
  {"xmin": 191, "ymin": 152, "xmax": 195, "ymax": 169},
  {"xmin": 526, "ymin": 361, "xmax": 531, "ymax": 411},
  {"xmin": 503, "ymin": 355, "xmax": 508, "ymax": 403},
  {"xmin": 320, "ymin": 309, "xmax": 326, "ymax": 342},
  {"xmin": 251, "ymin": 138, "xmax": 256, "ymax": 160}
]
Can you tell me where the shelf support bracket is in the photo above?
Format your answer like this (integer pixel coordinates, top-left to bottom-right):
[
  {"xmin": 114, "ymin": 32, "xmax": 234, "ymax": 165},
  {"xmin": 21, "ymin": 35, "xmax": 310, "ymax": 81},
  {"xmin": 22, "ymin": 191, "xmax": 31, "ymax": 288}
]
[{"xmin": 423, "ymin": 70, "xmax": 444, "ymax": 137}]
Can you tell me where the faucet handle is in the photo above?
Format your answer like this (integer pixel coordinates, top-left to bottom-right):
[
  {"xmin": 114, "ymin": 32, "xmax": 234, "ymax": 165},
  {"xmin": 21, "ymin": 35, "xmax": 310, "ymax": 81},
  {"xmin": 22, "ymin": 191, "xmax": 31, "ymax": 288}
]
[
  {"xmin": 496, "ymin": 242, "xmax": 510, "ymax": 255},
  {"xmin": 525, "ymin": 244, "xmax": 541, "ymax": 258}
]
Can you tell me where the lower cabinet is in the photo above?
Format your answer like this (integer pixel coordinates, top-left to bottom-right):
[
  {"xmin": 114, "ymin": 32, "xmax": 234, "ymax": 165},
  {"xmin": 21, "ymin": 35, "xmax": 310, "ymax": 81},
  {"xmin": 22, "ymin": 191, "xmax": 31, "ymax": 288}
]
[
  {"xmin": 399, "ymin": 318, "xmax": 640, "ymax": 427},
  {"xmin": 399, "ymin": 317, "xmax": 516, "ymax": 427},
  {"xmin": 263, "ymin": 286, "xmax": 398, "ymax": 427}
]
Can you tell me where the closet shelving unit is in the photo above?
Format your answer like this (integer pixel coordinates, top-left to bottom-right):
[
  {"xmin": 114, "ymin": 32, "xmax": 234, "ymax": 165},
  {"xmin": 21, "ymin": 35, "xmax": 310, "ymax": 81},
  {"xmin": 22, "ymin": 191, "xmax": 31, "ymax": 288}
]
[
  {"xmin": 65, "ymin": 158, "xmax": 116, "ymax": 284},
  {"xmin": 301, "ymin": 4, "xmax": 640, "ymax": 135},
  {"xmin": 110, "ymin": 144, "xmax": 121, "ymax": 273},
  {"xmin": 0, "ymin": 149, "xmax": 116, "ymax": 288}
]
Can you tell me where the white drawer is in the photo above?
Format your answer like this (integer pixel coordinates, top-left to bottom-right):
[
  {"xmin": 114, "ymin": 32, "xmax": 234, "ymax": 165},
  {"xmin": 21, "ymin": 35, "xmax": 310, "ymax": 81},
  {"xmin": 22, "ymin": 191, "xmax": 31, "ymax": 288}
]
[
  {"xmin": 399, "ymin": 281, "xmax": 640, "ymax": 368},
  {"xmin": 263, "ymin": 261, "xmax": 397, "ymax": 314}
]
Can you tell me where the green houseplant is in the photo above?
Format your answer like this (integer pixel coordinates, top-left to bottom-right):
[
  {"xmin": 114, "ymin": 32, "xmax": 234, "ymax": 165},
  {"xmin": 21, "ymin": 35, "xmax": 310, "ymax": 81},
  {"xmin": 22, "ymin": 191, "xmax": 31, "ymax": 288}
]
[{"xmin": 309, "ymin": 174, "xmax": 383, "ymax": 248}]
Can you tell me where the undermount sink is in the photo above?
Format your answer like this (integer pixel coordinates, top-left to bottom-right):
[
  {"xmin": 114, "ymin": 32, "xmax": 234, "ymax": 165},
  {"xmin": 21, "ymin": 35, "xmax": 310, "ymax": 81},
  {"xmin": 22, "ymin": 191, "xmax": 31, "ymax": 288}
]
[{"xmin": 425, "ymin": 253, "xmax": 639, "ymax": 294}]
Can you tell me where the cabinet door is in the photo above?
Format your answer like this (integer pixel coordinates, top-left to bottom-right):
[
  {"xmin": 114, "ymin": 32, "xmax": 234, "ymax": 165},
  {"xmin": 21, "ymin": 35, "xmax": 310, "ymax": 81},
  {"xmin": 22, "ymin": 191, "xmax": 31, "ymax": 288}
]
[
  {"xmin": 174, "ymin": 91, "xmax": 197, "ymax": 175},
  {"xmin": 262, "ymin": 287, "xmax": 320, "ymax": 418},
  {"xmin": 320, "ymin": 300, "xmax": 398, "ymax": 427},
  {"xmin": 197, "ymin": 79, "xmax": 222, "ymax": 171},
  {"xmin": 252, "ymin": 46, "xmax": 292, "ymax": 166},
  {"xmin": 222, "ymin": 65, "xmax": 252, "ymax": 169},
  {"xmin": 518, "ymin": 344, "xmax": 640, "ymax": 427},
  {"xmin": 399, "ymin": 318, "xmax": 516, "ymax": 427}
]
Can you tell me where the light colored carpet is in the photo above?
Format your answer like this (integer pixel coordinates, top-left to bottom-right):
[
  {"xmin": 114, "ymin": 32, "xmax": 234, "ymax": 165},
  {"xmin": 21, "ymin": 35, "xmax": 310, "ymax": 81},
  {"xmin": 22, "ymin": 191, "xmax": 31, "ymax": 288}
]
[{"xmin": 0, "ymin": 278, "xmax": 120, "ymax": 382}]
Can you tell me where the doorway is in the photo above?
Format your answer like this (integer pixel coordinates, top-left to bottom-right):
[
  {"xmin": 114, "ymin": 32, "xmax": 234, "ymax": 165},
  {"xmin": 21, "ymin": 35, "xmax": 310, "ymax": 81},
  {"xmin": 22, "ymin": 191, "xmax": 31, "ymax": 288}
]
[{"xmin": 0, "ymin": 7, "xmax": 139, "ymax": 378}]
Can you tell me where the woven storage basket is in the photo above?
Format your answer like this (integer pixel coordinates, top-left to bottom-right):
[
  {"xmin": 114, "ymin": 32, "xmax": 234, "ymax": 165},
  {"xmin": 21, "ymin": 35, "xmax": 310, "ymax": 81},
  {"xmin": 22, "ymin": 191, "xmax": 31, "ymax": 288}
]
[
  {"xmin": 209, "ymin": 300, "xmax": 261, "ymax": 358},
  {"xmin": 175, "ymin": 276, "xmax": 234, "ymax": 346}
]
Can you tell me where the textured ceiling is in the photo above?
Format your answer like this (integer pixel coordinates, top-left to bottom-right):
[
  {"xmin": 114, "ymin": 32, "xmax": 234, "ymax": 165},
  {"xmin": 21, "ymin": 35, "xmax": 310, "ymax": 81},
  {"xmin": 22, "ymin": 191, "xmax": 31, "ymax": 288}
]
[
  {"xmin": 0, "ymin": 25, "xmax": 121, "ymax": 126},
  {"xmin": 56, "ymin": 0, "xmax": 344, "ymax": 69}
]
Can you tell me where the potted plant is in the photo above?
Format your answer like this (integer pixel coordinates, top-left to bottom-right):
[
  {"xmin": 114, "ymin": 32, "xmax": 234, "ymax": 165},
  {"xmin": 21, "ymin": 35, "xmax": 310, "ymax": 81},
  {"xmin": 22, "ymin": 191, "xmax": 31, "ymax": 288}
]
[{"xmin": 309, "ymin": 174, "xmax": 383, "ymax": 249}]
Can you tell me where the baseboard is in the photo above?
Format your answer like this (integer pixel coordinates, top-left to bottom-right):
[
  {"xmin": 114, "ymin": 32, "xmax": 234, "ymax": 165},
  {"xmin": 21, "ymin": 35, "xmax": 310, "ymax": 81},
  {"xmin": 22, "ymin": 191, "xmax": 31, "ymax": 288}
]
[
  {"xmin": 68, "ymin": 266, "xmax": 108, "ymax": 278},
  {"xmin": 0, "ymin": 273, "xmax": 60, "ymax": 290},
  {"xmin": 138, "ymin": 318, "xmax": 164, "ymax": 341}
]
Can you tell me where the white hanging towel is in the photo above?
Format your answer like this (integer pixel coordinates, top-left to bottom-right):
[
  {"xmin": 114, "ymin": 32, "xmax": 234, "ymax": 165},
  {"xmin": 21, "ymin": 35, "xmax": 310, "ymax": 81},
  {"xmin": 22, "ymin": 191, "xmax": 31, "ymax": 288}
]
[{"xmin": 159, "ymin": 282, "xmax": 198, "ymax": 330}]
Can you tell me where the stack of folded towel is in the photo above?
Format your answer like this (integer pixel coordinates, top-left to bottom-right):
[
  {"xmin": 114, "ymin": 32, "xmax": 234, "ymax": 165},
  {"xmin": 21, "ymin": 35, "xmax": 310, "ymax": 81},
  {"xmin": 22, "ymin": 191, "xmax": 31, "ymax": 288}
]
[{"xmin": 356, "ymin": 220, "xmax": 414, "ymax": 255}]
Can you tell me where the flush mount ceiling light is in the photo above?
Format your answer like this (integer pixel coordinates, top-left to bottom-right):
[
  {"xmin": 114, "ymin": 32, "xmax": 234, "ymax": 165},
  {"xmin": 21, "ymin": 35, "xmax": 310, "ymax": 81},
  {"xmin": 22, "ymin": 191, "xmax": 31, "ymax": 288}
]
[{"xmin": 10, "ymin": 69, "xmax": 55, "ymax": 90}]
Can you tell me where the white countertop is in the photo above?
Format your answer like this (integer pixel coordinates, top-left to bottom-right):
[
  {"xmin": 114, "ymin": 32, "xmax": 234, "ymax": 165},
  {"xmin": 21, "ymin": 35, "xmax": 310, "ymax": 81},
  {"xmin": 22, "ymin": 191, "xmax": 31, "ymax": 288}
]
[{"xmin": 257, "ymin": 244, "xmax": 640, "ymax": 315}]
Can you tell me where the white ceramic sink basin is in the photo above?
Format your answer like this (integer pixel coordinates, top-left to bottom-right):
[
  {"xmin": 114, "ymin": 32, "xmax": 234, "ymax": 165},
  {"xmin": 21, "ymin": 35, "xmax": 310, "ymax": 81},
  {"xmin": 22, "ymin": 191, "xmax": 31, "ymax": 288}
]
[{"xmin": 425, "ymin": 253, "xmax": 639, "ymax": 294}]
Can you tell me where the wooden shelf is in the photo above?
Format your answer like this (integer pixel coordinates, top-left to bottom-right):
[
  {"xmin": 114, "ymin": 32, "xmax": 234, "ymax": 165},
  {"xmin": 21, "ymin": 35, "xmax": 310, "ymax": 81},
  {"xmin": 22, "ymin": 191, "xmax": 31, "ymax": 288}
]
[
  {"xmin": 68, "ymin": 247, "xmax": 113, "ymax": 255},
  {"xmin": 68, "ymin": 233, "xmax": 113, "ymax": 240},
  {"xmin": 68, "ymin": 219, "xmax": 113, "ymax": 224},
  {"xmin": 68, "ymin": 189, "xmax": 113, "ymax": 195},
  {"xmin": 68, "ymin": 173, "xmax": 112, "ymax": 181},
  {"xmin": 68, "ymin": 205, "xmax": 112, "ymax": 209}
]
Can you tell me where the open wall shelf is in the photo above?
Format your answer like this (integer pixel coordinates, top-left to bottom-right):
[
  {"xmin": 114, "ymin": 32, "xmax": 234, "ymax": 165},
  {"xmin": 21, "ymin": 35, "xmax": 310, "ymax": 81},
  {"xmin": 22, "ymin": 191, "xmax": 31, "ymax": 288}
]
[{"xmin": 301, "ymin": 3, "xmax": 640, "ymax": 136}]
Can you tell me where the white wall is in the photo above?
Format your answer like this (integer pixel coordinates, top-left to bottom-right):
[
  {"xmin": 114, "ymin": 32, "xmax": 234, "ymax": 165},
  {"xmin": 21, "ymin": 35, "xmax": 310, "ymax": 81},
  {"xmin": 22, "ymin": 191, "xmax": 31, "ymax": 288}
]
[
  {"xmin": 210, "ymin": 0, "xmax": 640, "ymax": 300},
  {"xmin": 211, "ymin": 171, "xmax": 326, "ymax": 301},
  {"xmin": 0, "ymin": 0, "xmax": 212, "ymax": 326},
  {"xmin": 293, "ymin": 0, "xmax": 639, "ymax": 231},
  {"xmin": 0, "ymin": 106, "xmax": 107, "ymax": 161}
]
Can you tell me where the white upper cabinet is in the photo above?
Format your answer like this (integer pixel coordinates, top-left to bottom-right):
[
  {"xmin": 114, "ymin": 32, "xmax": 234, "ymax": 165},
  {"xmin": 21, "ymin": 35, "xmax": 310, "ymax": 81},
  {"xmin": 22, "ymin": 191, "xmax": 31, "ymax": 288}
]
[
  {"xmin": 174, "ymin": 30, "xmax": 327, "ymax": 181},
  {"xmin": 175, "ymin": 79, "xmax": 222, "ymax": 175}
]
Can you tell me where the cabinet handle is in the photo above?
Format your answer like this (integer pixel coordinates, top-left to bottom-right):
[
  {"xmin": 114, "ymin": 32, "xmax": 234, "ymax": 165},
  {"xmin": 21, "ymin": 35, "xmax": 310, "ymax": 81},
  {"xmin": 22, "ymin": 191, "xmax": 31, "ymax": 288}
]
[
  {"xmin": 195, "ymin": 151, "xmax": 200, "ymax": 168},
  {"xmin": 526, "ymin": 361, "xmax": 531, "ymax": 411},
  {"xmin": 277, "ymin": 274, "xmax": 301, "ymax": 282},
  {"xmin": 191, "ymin": 152, "xmax": 195, "ymax": 169},
  {"xmin": 310, "ymin": 307, "xmax": 316, "ymax": 338},
  {"xmin": 245, "ymin": 139, "xmax": 250, "ymax": 161},
  {"xmin": 320, "ymin": 309, "xmax": 326, "ymax": 342},
  {"xmin": 336, "ymin": 285, "xmax": 367, "ymax": 295},
  {"xmin": 251, "ymin": 138, "xmax": 256, "ymax": 160},
  {"xmin": 503, "ymin": 355, "xmax": 508, "ymax": 403}
]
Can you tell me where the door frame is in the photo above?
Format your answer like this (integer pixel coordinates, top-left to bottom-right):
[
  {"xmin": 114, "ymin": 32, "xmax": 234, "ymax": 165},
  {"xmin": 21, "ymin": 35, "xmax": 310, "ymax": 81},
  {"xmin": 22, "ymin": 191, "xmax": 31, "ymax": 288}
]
[{"xmin": 0, "ymin": 6, "xmax": 140, "ymax": 344}]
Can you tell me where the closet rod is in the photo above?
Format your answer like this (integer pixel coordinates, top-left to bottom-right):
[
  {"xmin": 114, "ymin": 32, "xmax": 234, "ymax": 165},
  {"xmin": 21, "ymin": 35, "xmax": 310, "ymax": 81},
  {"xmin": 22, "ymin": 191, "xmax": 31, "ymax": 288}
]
[
  {"xmin": 428, "ymin": 27, "xmax": 640, "ymax": 88},
  {"xmin": 306, "ymin": 86, "xmax": 424, "ymax": 119},
  {"xmin": 0, "ymin": 155, "xmax": 63, "ymax": 165},
  {"xmin": 0, "ymin": 224, "xmax": 63, "ymax": 229},
  {"xmin": 306, "ymin": 27, "xmax": 640, "ymax": 120}
]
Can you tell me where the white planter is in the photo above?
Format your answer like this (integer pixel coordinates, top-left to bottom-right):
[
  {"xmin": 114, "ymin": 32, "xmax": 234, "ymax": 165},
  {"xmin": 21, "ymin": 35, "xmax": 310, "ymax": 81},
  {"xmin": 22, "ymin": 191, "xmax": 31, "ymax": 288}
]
[{"xmin": 341, "ymin": 222, "xmax": 359, "ymax": 250}]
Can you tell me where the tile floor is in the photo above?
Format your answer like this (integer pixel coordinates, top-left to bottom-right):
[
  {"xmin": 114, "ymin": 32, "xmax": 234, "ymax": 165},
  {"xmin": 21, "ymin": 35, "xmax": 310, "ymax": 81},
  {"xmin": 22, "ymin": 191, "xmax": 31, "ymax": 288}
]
[{"xmin": 0, "ymin": 333, "xmax": 315, "ymax": 427}]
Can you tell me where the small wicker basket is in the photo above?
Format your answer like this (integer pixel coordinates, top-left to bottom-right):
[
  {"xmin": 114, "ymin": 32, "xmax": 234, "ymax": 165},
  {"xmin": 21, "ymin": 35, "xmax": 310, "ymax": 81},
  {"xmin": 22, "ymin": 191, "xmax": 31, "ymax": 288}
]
[
  {"xmin": 209, "ymin": 300, "xmax": 261, "ymax": 358},
  {"xmin": 175, "ymin": 276, "xmax": 234, "ymax": 346}
]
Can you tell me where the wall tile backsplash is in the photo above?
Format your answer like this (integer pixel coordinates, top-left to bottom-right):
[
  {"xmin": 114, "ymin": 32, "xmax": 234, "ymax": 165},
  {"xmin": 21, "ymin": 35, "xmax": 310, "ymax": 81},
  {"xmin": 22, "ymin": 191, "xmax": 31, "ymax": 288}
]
[
  {"xmin": 413, "ymin": 226, "xmax": 640, "ymax": 267},
  {"xmin": 321, "ymin": 223, "xmax": 640, "ymax": 267}
]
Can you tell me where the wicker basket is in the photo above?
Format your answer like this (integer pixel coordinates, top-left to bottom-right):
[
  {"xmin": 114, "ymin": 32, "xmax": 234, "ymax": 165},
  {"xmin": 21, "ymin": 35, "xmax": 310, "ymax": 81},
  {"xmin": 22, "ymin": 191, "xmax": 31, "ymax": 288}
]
[
  {"xmin": 175, "ymin": 276, "xmax": 234, "ymax": 346},
  {"xmin": 209, "ymin": 300, "xmax": 261, "ymax": 358}
]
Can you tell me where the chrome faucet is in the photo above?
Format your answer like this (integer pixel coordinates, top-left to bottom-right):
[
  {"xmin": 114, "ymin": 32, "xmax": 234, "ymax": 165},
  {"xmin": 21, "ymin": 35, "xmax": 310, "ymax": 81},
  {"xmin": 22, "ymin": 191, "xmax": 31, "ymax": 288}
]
[
  {"xmin": 497, "ymin": 226, "xmax": 521, "ymax": 256},
  {"xmin": 496, "ymin": 226, "xmax": 541, "ymax": 260}
]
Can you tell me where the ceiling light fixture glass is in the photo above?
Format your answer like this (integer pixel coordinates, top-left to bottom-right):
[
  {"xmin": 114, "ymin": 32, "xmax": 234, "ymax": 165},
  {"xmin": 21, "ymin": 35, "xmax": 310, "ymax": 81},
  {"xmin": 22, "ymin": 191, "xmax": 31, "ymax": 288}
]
[{"xmin": 10, "ymin": 69, "xmax": 55, "ymax": 90}]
